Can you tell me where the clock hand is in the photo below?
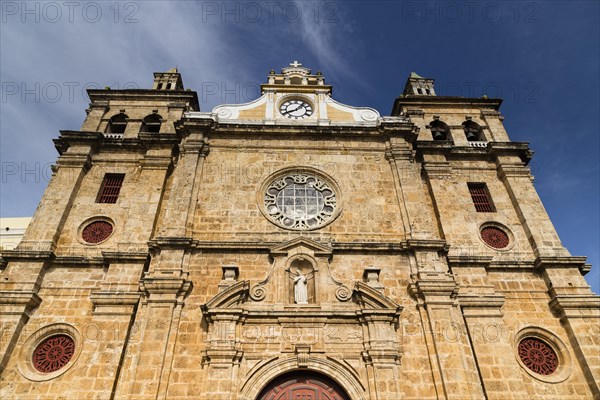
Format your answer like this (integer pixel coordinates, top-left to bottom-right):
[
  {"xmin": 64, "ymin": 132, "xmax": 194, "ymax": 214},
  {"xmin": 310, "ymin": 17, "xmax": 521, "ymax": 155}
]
[{"xmin": 282, "ymin": 104, "xmax": 302, "ymax": 116}]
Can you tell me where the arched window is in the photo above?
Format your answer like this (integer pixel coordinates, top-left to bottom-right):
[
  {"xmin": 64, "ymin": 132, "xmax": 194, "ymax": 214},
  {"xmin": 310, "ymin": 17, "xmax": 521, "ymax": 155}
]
[
  {"xmin": 140, "ymin": 114, "xmax": 162, "ymax": 133},
  {"xmin": 156, "ymin": 83, "xmax": 163, "ymax": 90},
  {"xmin": 166, "ymin": 83, "xmax": 172, "ymax": 90},
  {"xmin": 463, "ymin": 121, "xmax": 483, "ymax": 141},
  {"xmin": 429, "ymin": 120, "xmax": 449, "ymax": 141},
  {"xmin": 106, "ymin": 113, "xmax": 128, "ymax": 134}
]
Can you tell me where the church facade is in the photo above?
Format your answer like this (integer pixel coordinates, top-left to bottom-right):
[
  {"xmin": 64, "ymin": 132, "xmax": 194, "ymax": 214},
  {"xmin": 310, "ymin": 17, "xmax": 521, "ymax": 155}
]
[{"xmin": 0, "ymin": 63, "xmax": 598, "ymax": 399}]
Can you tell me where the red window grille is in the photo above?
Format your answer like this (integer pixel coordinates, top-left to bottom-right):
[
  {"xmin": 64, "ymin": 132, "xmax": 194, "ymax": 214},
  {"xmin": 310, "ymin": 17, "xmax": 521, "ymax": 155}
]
[
  {"xmin": 518, "ymin": 337, "xmax": 558, "ymax": 375},
  {"xmin": 33, "ymin": 334, "xmax": 75, "ymax": 373},
  {"xmin": 468, "ymin": 183, "xmax": 495, "ymax": 212},
  {"xmin": 96, "ymin": 174, "xmax": 124, "ymax": 203},
  {"xmin": 82, "ymin": 221, "xmax": 113, "ymax": 244},
  {"xmin": 481, "ymin": 226, "xmax": 510, "ymax": 249}
]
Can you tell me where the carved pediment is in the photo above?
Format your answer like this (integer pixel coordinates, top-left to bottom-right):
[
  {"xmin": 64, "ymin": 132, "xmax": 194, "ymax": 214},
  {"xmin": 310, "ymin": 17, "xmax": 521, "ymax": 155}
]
[
  {"xmin": 269, "ymin": 237, "xmax": 332, "ymax": 257},
  {"xmin": 202, "ymin": 280, "xmax": 249, "ymax": 310},
  {"xmin": 353, "ymin": 282, "xmax": 400, "ymax": 311}
]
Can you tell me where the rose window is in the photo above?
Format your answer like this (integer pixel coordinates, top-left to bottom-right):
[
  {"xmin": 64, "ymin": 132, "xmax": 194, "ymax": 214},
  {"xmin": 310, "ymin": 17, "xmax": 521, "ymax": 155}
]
[
  {"xmin": 518, "ymin": 337, "xmax": 558, "ymax": 375},
  {"xmin": 480, "ymin": 226, "xmax": 509, "ymax": 249},
  {"xmin": 82, "ymin": 220, "xmax": 113, "ymax": 243},
  {"xmin": 32, "ymin": 335, "xmax": 75, "ymax": 373},
  {"xmin": 264, "ymin": 173, "xmax": 337, "ymax": 230}
]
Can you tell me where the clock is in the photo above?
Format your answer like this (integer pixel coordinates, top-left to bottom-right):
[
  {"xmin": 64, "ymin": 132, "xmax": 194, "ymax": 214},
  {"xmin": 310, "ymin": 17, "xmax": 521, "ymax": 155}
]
[{"xmin": 279, "ymin": 99, "xmax": 313, "ymax": 119}]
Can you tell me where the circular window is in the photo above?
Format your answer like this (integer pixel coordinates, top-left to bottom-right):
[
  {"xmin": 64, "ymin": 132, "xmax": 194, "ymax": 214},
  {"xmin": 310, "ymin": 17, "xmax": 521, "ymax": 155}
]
[
  {"xmin": 480, "ymin": 226, "xmax": 509, "ymax": 249},
  {"xmin": 518, "ymin": 337, "xmax": 558, "ymax": 375},
  {"xmin": 81, "ymin": 220, "xmax": 113, "ymax": 244},
  {"xmin": 33, "ymin": 334, "xmax": 75, "ymax": 373},
  {"xmin": 18, "ymin": 323, "xmax": 82, "ymax": 381},
  {"xmin": 514, "ymin": 326, "xmax": 572, "ymax": 383},
  {"xmin": 260, "ymin": 168, "xmax": 341, "ymax": 231}
]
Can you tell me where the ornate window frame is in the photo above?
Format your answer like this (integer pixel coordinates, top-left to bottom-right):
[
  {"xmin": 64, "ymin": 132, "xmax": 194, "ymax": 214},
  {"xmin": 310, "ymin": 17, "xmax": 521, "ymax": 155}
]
[
  {"xmin": 258, "ymin": 167, "xmax": 342, "ymax": 231},
  {"xmin": 513, "ymin": 326, "xmax": 572, "ymax": 383},
  {"xmin": 18, "ymin": 323, "xmax": 83, "ymax": 382}
]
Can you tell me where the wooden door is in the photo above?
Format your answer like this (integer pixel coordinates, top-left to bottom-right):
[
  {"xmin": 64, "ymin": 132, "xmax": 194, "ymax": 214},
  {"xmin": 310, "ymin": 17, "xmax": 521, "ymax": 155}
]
[{"xmin": 258, "ymin": 373, "xmax": 349, "ymax": 400}]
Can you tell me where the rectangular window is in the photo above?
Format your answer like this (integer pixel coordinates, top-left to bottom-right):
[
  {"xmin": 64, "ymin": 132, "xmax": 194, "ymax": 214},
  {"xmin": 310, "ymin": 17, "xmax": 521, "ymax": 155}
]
[
  {"xmin": 96, "ymin": 174, "xmax": 125, "ymax": 204},
  {"xmin": 468, "ymin": 183, "xmax": 495, "ymax": 212}
]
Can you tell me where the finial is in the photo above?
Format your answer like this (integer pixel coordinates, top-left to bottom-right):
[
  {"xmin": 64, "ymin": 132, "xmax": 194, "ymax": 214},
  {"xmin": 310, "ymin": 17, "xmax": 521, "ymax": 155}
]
[
  {"xmin": 290, "ymin": 60, "xmax": 302, "ymax": 68},
  {"xmin": 270, "ymin": 69, "xmax": 276, "ymax": 75}
]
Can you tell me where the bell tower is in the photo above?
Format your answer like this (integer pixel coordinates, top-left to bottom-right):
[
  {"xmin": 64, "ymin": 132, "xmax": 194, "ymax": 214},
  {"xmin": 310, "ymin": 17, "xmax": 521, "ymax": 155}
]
[
  {"xmin": 152, "ymin": 67, "xmax": 184, "ymax": 90},
  {"xmin": 403, "ymin": 71, "xmax": 436, "ymax": 96}
]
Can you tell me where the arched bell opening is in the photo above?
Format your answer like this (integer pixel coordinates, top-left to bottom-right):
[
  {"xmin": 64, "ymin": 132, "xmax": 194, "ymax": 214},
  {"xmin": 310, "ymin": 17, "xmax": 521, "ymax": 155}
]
[
  {"xmin": 257, "ymin": 370, "xmax": 351, "ymax": 400},
  {"xmin": 463, "ymin": 120, "xmax": 484, "ymax": 141},
  {"xmin": 429, "ymin": 119, "xmax": 450, "ymax": 141}
]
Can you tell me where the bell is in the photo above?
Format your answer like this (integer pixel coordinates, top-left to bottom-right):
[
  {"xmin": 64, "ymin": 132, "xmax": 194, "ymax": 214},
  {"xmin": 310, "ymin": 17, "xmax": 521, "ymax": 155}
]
[
  {"xmin": 466, "ymin": 131, "xmax": 477, "ymax": 141},
  {"xmin": 433, "ymin": 131, "xmax": 446, "ymax": 140}
]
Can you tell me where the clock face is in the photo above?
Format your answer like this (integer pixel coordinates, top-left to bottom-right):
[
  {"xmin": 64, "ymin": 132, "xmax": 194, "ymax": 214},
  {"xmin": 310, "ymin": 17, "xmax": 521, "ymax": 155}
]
[{"xmin": 279, "ymin": 99, "xmax": 313, "ymax": 119}]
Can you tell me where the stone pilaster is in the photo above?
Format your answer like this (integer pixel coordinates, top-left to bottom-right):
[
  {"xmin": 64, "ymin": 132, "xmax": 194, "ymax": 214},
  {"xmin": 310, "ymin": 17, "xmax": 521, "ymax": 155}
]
[
  {"xmin": 385, "ymin": 137, "xmax": 439, "ymax": 240},
  {"xmin": 85, "ymin": 252, "xmax": 145, "ymax": 395},
  {"xmin": 450, "ymin": 257, "xmax": 530, "ymax": 399},
  {"xmin": 408, "ymin": 243, "xmax": 486, "ymax": 400},
  {"xmin": 81, "ymin": 101, "xmax": 109, "ymax": 132},
  {"xmin": 493, "ymin": 147, "xmax": 568, "ymax": 258},
  {"xmin": 538, "ymin": 257, "xmax": 600, "ymax": 398},
  {"xmin": 115, "ymin": 239, "xmax": 192, "ymax": 400},
  {"xmin": 0, "ymin": 252, "xmax": 46, "ymax": 374},
  {"xmin": 200, "ymin": 309, "xmax": 245, "ymax": 400},
  {"xmin": 20, "ymin": 132, "xmax": 98, "ymax": 252},
  {"xmin": 157, "ymin": 132, "xmax": 208, "ymax": 237}
]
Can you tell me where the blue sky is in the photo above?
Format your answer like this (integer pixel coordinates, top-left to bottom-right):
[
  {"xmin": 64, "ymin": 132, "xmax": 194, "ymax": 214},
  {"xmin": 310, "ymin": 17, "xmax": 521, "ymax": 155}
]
[{"xmin": 1, "ymin": 1, "xmax": 598, "ymax": 292}]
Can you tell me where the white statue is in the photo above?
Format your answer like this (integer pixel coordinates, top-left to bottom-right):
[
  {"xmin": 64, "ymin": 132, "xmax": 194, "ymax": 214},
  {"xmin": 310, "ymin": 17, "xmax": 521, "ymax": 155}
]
[{"xmin": 293, "ymin": 273, "xmax": 309, "ymax": 304}]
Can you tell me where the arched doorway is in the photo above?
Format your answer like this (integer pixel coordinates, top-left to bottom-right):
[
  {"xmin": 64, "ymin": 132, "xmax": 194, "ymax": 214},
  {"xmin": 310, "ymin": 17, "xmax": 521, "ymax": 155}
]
[{"xmin": 257, "ymin": 371, "xmax": 350, "ymax": 400}]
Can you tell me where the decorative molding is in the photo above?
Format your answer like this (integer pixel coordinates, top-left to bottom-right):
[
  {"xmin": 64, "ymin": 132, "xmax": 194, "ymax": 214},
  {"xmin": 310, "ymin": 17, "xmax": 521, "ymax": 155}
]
[
  {"xmin": 295, "ymin": 345, "xmax": 311, "ymax": 368},
  {"xmin": 458, "ymin": 294, "xmax": 505, "ymax": 317},
  {"xmin": 548, "ymin": 293, "xmax": 600, "ymax": 319},
  {"xmin": 408, "ymin": 272, "xmax": 459, "ymax": 306},
  {"xmin": 0, "ymin": 291, "xmax": 42, "ymax": 311},
  {"xmin": 139, "ymin": 274, "xmax": 192, "ymax": 305},
  {"xmin": 422, "ymin": 161, "xmax": 452, "ymax": 178},
  {"xmin": 89, "ymin": 291, "xmax": 140, "ymax": 316}
]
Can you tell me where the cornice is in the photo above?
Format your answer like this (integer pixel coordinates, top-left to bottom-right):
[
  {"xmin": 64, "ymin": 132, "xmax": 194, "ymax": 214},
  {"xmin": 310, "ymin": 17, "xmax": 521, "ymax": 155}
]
[
  {"xmin": 392, "ymin": 95, "xmax": 502, "ymax": 116},
  {"xmin": 181, "ymin": 115, "xmax": 415, "ymax": 139},
  {"xmin": 87, "ymin": 89, "xmax": 200, "ymax": 111},
  {"xmin": 413, "ymin": 141, "xmax": 533, "ymax": 165},
  {"xmin": 53, "ymin": 130, "xmax": 182, "ymax": 156}
]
